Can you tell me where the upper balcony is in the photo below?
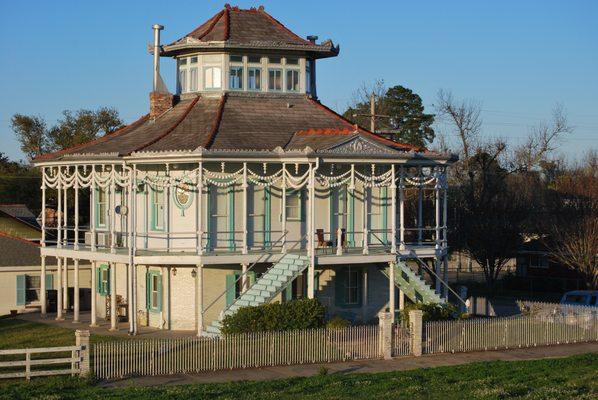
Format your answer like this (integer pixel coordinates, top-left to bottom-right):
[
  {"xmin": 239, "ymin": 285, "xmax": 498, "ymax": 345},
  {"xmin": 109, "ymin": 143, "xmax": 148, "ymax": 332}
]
[{"xmin": 39, "ymin": 160, "xmax": 449, "ymax": 265}]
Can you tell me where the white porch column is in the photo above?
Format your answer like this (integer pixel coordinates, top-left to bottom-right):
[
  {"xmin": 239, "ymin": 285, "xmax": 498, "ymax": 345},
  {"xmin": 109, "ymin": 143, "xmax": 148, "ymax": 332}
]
[
  {"xmin": 435, "ymin": 170, "xmax": 441, "ymax": 251},
  {"xmin": 390, "ymin": 165, "xmax": 397, "ymax": 253},
  {"xmin": 434, "ymin": 256, "xmax": 442, "ymax": 294},
  {"xmin": 63, "ymin": 184, "xmax": 68, "ymax": 246},
  {"xmin": 127, "ymin": 168, "xmax": 135, "ymax": 335},
  {"xmin": 307, "ymin": 164, "xmax": 316, "ymax": 299},
  {"xmin": 62, "ymin": 257, "xmax": 68, "ymax": 311},
  {"xmin": 41, "ymin": 168, "xmax": 46, "ymax": 247},
  {"xmin": 90, "ymin": 263, "xmax": 97, "ymax": 327},
  {"xmin": 241, "ymin": 263, "xmax": 248, "ymax": 292},
  {"xmin": 281, "ymin": 163, "xmax": 287, "ymax": 253},
  {"xmin": 109, "ymin": 263, "xmax": 117, "ymax": 331},
  {"xmin": 388, "ymin": 261, "xmax": 395, "ymax": 323},
  {"xmin": 73, "ymin": 259, "xmax": 80, "ymax": 323},
  {"xmin": 362, "ymin": 181, "xmax": 369, "ymax": 255},
  {"xmin": 399, "ymin": 288, "xmax": 405, "ymax": 311},
  {"xmin": 40, "ymin": 256, "xmax": 47, "ymax": 316},
  {"xmin": 442, "ymin": 172, "xmax": 448, "ymax": 248},
  {"xmin": 56, "ymin": 257, "xmax": 63, "ymax": 321},
  {"xmin": 165, "ymin": 164, "xmax": 171, "ymax": 250},
  {"xmin": 242, "ymin": 162, "xmax": 248, "ymax": 254},
  {"xmin": 197, "ymin": 162, "xmax": 204, "ymax": 255},
  {"xmin": 399, "ymin": 168, "xmax": 405, "ymax": 250},
  {"xmin": 90, "ymin": 168, "xmax": 96, "ymax": 251},
  {"xmin": 57, "ymin": 177, "xmax": 62, "ymax": 248},
  {"xmin": 196, "ymin": 264, "xmax": 203, "ymax": 336},
  {"xmin": 74, "ymin": 177, "xmax": 79, "ymax": 250},
  {"xmin": 417, "ymin": 167, "xmax": 423, "ymax": 245},
  {"xmin": 443, "ymin": 256, "xmax": 449, "ymax": 299},
  {"xmin": 110, "ymin": 171, "xmax": 116, "ymax": 253}
]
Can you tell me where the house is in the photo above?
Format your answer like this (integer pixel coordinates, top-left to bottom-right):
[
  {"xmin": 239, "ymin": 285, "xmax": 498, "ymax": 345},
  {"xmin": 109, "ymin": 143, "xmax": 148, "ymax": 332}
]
[
  {"xmin": 0, "ymin": 203, "xmax": 42, "ymax": 241},
  {"xmin": 0, "ymin": 232, "xmax": 92, "ymax": 316},
  {"xmin": 33, "ymin": 5, "xmax": 457, "ymax": 335}
]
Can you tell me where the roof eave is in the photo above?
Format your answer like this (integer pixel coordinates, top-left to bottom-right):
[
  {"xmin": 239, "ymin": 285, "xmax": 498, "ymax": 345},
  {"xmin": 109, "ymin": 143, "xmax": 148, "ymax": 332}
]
[{"xmin": 158, "ymin": 41, "xmax": 339, "ymax": 58}]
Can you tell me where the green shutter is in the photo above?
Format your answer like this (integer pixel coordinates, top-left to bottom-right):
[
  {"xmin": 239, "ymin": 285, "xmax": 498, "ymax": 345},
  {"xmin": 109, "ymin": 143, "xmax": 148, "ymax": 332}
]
[
  {"xmin": 106, "ymin": 267, "xmax": 111, "ymax": 295},
  {"xmin": 96, "ymin": 267, "xmax": 102, "ymax": 295},
  {"xmin": 225, "ymin": 274, "xmax": 236, "ymax": 306},
  {"xmin": 16, "ymin": 275, "xmax": 26, "ymax": 306},
  {"xmin": 145, "ymin": 271, "xmax": 150, "ymax": 310},
  {"xmin": 45, "ymin": 274, "xmax": 53, "ymax": 291},
  {"xmin": 249, "ymin": 271, "xmax": 256, "ymax": 286},
  {"xmin": 156, "ymin": 274, "xmax": 163, "ymax": 312}
]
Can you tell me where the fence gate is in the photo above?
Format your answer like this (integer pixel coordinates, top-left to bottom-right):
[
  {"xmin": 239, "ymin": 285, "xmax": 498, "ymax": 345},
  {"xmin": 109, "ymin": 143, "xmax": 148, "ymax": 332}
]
[{"xmin": 392, "ymin": 324, "xmax": 410, "ymax": 357}]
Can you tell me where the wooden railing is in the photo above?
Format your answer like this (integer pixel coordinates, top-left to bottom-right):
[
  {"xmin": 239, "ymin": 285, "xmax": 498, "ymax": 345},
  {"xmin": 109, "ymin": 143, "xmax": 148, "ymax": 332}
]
[{"xmin": 0, "ymin": 330, "xmax": 90, "ymax": 380}]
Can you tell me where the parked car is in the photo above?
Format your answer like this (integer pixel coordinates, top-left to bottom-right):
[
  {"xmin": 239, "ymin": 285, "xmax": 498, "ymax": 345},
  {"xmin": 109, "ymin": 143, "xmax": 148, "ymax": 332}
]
[{"xmin": 560, "ymin": 290, "xmax": 598, "ymax": 307}]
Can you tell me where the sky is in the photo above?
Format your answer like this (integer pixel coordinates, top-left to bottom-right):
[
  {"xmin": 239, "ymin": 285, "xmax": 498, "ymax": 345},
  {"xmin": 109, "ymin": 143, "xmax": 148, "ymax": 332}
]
[{"xmin": 0, "ymin": 0, "xmax": 596, "ymax": 162}]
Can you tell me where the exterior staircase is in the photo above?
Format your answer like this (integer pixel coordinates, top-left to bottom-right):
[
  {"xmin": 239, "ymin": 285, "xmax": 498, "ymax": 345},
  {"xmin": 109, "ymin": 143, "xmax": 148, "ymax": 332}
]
[
  {"xmin": 205, "ymin": 253, "xmax": 310, "ymax": 335},
  {"xmin": 383, "ymin": 260, "xmax": 445, "ymax": 304}
]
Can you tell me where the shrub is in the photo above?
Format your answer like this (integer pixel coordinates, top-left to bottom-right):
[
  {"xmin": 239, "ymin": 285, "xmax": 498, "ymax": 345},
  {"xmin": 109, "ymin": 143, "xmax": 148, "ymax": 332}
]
[
  {"xmin": 220, "ymin": 298, "xmax": 326, "ymax": 334},
  {"xmin": 326, "ymin": 316, "xmax": 351, "ymax": 330},
  {"xmin": 399, "ymin": 302, "xmax": 465, "ymax": 325}
]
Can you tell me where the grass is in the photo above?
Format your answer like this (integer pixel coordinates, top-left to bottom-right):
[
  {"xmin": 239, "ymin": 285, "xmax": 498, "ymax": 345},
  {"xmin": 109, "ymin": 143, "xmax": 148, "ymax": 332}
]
[
  {"xmin": 0, "ymin": 353, "xmax": 596, "ymax": 399},
  {"xmin": 0, "ymin": 318, "xmax": 117, "ymax": 349}
]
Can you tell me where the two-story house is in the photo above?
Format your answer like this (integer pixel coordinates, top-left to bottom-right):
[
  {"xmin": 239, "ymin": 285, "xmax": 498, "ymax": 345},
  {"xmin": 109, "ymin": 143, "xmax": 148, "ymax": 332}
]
[{"xmin": 34, "ymin": 5, "xmax": 456, "ymax": 335}]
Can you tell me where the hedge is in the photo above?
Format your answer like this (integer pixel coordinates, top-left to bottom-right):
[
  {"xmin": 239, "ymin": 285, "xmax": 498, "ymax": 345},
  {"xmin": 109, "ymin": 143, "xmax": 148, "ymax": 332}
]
[{"xmin": 220, "ymin": 298, "xmax": 326, "ymax": 334}]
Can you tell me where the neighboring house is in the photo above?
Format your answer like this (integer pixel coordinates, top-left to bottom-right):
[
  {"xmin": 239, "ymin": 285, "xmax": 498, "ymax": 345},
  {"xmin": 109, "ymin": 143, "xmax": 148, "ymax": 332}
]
[
  {"xmin": 33, "ymin": 5, "xmax": 457, "ymax": 335},
  {"xmin": 0, "ymin": 203, "xmax": 41, "ymax": 241},
  {"xmin": 516, "ymin": 237, "xmax": 584, "ymax": 285},
  {"xmin": 0, "ymin": 232, "xmax": 91, "ymax": 316}
]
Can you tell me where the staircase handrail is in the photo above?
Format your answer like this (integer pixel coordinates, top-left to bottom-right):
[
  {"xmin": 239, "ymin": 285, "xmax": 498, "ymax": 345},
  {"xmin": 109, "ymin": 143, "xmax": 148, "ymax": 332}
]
[
  {"xmin": 203, "ymin": 231, "xmax": 306, "ymax": 316},
  {"xmin": 396, "ymin": 244, "xmax": 467, "ymax": 308}
]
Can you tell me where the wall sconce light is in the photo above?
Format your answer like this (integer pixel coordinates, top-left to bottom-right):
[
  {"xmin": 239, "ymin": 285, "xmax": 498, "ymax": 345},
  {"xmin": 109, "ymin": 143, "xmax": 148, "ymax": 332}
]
[
  {"xmin": 172, "ymin": 267, "xmax": 177, "ymax": 276},
  {"xmin": 191, "ymin": 269, "xmax": 197, "ymax": 278}
]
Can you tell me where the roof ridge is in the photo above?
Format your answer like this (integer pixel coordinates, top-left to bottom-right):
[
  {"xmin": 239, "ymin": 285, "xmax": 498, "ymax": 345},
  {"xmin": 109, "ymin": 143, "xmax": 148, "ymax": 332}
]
[
  {"xmin": 0, "ymin": 231, "xmax": 40, "ymax": 247},
  {"xmin": 187, "ymin": 9, "xmax": 226, "ymax": 40},
  {"xmin": 306, "ymin": 97, "xmax": 420, "ymax": 151},
  {"xmin": 132, "ymin": 96, "xmax": 201, "ymax": 154},
  {"xmin": 203, "ymin": 94, "xmax": 227, "ymax": 149},
  {"xmin": 34, "ymin": 114, "xmax": 150, "ymax": 162},
  {"xmin": 257, "ymin": 8, "xmax": 312, "ymax": 45},
  {"xmin": 223, "ymin": 6, "xmax": 231, "ymax": 41}
]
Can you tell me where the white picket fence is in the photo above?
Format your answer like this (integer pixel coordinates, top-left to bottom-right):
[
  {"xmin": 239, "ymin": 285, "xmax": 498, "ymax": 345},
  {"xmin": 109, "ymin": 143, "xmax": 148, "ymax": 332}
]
[
  {"xmin": 0, "ymin": 346, "xmax": 83, "ymax": 380},
  {"xmin": 424, "ymin": 312, "xmax": 598, "ymax": 354},
  {"xmin": 392, "ymin": 324, "xmax": 411, "ymax": 356},
  {"xmin": 94, "ymin": 325, "xmax": 380, "ymax": 379}
]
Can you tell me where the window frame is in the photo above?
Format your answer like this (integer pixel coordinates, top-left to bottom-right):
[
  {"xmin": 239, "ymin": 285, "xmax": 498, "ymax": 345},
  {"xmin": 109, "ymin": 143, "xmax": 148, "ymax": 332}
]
[
  {"xmin": 151, "ymin": 186, "xmax": 166, "ymax": 232},
  {"xmin": 146, "ymin": 270, "xmax": 162, "ymax": 313},
  {"xmin": 247, "ymin": 67, "xmax": 262, "ymax": 91},
  {"xmin": 229, "ymin": 65, "xmax": 244, "ymax": 90},
  {"xmin": 98, "ymin": 264, "xmax": 110, "ymax": 296},
  {"xmin": 204, "ymin": 65, "xmax": 222, "ymax": 90},
  {"xmin": 286, "ymin": 69, "xmax": 300, "ymax": 92},
  {"xmin": 285, "ymin": 190, "xmax": 303, "ymax": 221},
  {"xmin": 268, "ymin": 68, "xmax": 283, "ymax": 92},
  {"xmin": 95, "ymin": 188, "xmax": 108, "ymax": 230}
]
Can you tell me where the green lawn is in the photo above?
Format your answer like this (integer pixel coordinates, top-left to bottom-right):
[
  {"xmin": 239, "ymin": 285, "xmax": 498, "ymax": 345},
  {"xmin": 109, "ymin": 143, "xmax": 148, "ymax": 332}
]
[
  {"xmin": 0, "ymin": 353, "xmax": 596, "ymax": 399},
  {"xmin": 0, "ymin": 318, "xmax": 117, "ymax": 349}
]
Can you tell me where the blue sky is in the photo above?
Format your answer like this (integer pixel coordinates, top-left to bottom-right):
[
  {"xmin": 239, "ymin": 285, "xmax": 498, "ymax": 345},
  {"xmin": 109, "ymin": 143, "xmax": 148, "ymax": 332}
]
[{"xmin": 1, "ymin": 0, "xmax": 596, "ymax": 162}]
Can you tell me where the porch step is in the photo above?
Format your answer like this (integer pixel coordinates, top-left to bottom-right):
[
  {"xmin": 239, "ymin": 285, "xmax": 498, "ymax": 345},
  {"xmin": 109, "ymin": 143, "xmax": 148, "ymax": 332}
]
[
  {"xmin": 383, "ymin": 260, "xmax": 445, "ymax": 305},
  {"xmin": 206, "ymin": 254, "xmax": 310, "ymax": 335}
]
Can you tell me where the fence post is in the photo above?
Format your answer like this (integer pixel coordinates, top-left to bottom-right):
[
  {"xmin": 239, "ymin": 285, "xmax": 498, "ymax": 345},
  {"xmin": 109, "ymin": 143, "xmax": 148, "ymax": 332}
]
[
  {"xmin": 75, "ymin": 330, "xmax": 91, "ymax": 376},
  {"xmin": 378, "ymin": 312, "xmax": 393, "ymax": 360},
  {"xmin": 409, "ymin": 310, "xmax": 423, "ymax": 357}
]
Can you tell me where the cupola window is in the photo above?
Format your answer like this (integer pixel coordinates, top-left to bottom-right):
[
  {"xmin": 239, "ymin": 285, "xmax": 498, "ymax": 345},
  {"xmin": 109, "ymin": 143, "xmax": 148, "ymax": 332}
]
[
  {"xmin": 286, "ymin": 69, "xmax": 300, "ymax": 92},
  {"xmin": 248, "ymin": 68, "xmax": 262, "ymax": 90},
  {"xmin": 268, "ymin": 68, "xmax": 282, "ymax": 91},
  {"xmin": 204, "ymin": 66, "xmax": 222, "ymax": 89},
  {"xmin": 229, "ymin": 66, "xmax": 243, "ymax": 90}
]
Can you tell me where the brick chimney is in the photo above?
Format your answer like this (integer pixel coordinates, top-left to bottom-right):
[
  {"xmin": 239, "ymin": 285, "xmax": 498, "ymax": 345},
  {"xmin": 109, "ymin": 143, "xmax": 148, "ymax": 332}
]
[{"xmin": 149, "ymin": 92, "xmax": 173, "ymax": 119}]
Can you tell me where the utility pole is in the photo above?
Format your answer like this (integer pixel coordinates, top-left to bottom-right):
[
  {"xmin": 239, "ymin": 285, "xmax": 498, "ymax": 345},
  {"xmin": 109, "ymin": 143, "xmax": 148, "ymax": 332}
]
[{"xmin": 353, "ymin": 92, "xmax": 390, "ymax": 134}]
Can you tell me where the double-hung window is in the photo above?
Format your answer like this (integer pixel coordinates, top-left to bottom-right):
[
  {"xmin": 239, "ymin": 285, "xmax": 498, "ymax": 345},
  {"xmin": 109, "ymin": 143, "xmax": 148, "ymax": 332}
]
[
  {"xmin": 177, "ymin": 58, "xmax": 188, "ymax": 93},
  {"xmin": 151, "ymin": 187, "xmax": 165, "ymax": 231},
  {"xmin": 248, "ymin": 67, "xmax": 262, "ymax": 90},
  {"xmin": 268, "ymin": 68, "xmax": 282, "ymax": 91},
  {"xmin": 204, "ymin": 66, "xmax": 222, "ymax": 89},
  {"xmin": 286, "ymin": 69, "xmax": 300, "ymax": 92},
  {"xmin": 335, "ymin": 266, "xmax": 362, "ymax": 307},
  {"xmin": 146, "ymin": 271, "xmax": 162, "ymax": 312},
  {"xmin": 285, "ymin": 191, "xmax": 302, "ymax": 221},
  {"xmin": 229, "ymin": 66, "xmax": 243, "ymax": 90},
  {"xmin": 96, "ymin": 188, "xmax": 108, "ymax": 229}
]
